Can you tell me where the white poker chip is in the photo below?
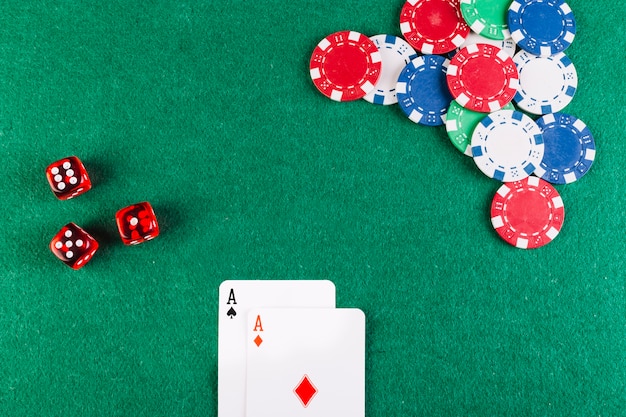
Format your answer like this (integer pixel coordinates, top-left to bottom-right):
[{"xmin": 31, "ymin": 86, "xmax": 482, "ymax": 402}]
[
  {"xmin": 363, "ymin": 34, "xmax": 418, "ymax": 105},
  {"xmin": 471, "ymin": 109, "xmax": 544, "ymax": 182},
  {"xmin": 513, "ymin": 50, "xmax": 578, "ymax": 115},
  {"xmin": 451, "ymin": 32, "xmax": 517, "ymax": 58}
]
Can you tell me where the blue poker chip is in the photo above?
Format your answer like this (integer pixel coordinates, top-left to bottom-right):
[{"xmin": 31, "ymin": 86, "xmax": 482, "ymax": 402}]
[
  {"xmin": 508, "ymin": 0, "xmax": 576, "ymax": 57},
  {"xmin": 534, "ymin": 113, "xmax": 596, "ymax": 184},
  {"xmin": 396, "ymin": 55, "xmax": 453, "ymax": 126}
]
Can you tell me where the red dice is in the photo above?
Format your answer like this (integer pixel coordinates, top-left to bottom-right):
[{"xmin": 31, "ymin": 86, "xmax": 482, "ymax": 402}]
[
  {"xmin": 115, "ymin": 202, "xmax": 159, "ymax": 245},
  {"xmin": 50, "ymin": 223, "xmax": 99, "ymax": 269},
  {"xmin": 46, "ymin": 156, "xmax": 92, "ymax": 200}
]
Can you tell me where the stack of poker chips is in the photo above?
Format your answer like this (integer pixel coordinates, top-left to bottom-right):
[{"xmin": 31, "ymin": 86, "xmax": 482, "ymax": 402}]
[{"xmin": 309, "ymin": 0, "xmax": 594, "ymax": 250}]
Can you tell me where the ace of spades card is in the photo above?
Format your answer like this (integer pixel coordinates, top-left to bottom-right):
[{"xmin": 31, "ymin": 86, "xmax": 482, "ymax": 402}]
[
  {"xmin": 245, "ymin": 308, "xmax": 365, "ymax": 417},
  {"xmin": 218, "ymin": 280, "xmax": 336, "ymax": 417}
]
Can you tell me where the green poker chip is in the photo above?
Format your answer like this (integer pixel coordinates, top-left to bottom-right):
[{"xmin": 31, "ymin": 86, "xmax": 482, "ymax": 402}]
[
  {"xmin": 460, "ymin": 0, "xmax": 511, "ymax": 40},
  {"xmin": 445, "ymin": 100, "xmax": 514, "ymax": 156}
]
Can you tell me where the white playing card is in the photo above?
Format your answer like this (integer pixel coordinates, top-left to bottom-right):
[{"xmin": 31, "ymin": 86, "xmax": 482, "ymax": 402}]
[
  {"xmin": 245, "ymin": 308, "xmax": 365, "ymax": 417},
  {"xmin": 218, "ymin": 280, "xmax": 336, "ymax": 417}
]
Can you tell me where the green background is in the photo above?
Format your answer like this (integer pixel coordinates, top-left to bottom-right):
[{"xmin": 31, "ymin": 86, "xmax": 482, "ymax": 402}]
[{"xmin": 1, "ymin": 0, "xmax": 624, "ymax": 415}]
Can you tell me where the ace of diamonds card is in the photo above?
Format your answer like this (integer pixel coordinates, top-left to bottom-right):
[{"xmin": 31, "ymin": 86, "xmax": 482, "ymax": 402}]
[{"xmin": 246, "ymin": 308, "xmax": 365, "ymax": 417}]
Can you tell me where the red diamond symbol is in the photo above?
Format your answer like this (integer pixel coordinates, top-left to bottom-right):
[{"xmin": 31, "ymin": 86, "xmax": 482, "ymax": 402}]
[
  {"xmin": 254, "ymin": 335, "xmax": 263, "ymax": 347},
  {"xmin": 294, "ymin": 375, "xmax": 317, "ymax": 407}
]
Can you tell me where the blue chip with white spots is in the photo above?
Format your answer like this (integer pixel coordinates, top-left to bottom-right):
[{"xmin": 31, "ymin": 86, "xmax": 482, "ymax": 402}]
[
  {"xmin": 396, "ymin": 54, "xmax": 453, "ymax": 126},
  {"xmin": 471, "ymin": 109, "xmax": 544, "ymax": 182},
  {"xmin": 513, "ymin": 50, "xmax": 577, "ymax": 115},
  {"xmin": 508, "ymin": 0, "xmax": 576, "ymax": 57},
  {"xmin": 534, "ymin": 113, "xmax": 595, "ymax": 184}
]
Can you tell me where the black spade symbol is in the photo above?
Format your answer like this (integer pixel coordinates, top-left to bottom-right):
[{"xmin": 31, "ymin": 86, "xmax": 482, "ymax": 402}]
[{"xmin": 227, "ymin": 307, "xmax": 237, "ymax": 319}]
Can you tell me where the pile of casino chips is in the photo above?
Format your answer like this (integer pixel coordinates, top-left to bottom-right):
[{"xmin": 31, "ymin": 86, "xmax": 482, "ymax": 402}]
[{"xmin": 309, "ymin": 0, "xmax": 595, "ymax": 249}]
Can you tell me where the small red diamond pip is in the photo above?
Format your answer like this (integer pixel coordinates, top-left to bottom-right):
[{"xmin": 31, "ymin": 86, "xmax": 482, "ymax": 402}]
[
  {"xmin": 46, "ymin": 156, "xmax": 92, "ymax": 200},
  {"xmin": 115, "ymin": 202, "xmax": 160, "ymax": 245}
]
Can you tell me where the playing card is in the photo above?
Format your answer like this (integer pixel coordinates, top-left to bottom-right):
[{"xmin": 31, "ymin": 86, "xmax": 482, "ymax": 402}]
[
  {"xmin": 245, "ymin": 308, "xmax": 365, "ymax": 417},
  {"xmin": 218, "ymin": 280, "xmax": 336, "ymax": 417}
]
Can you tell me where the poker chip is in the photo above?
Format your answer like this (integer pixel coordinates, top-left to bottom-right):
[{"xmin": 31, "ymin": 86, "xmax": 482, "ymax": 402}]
[
  {"xmin": 446, "ymin": 43, "xmax": 519, "ymax": 113},
  {"xmin": 363, "ymin": 35, "xmax": 418, "ymax": 105},
  {"xmin": 508, "ymin": 0, "xmax": 576, "ymax": 57},
  {"xmin": 513, "ymin": 50, "xmax": 577, "ymax": 115},
  {"xmin": 451, "ymin": 32, "xmax": 516, "ymax": 58},
  {"xmin": 534, "ymin": 113, "xmax": 595, "ymax": 184},
  {"xmin": 471, "ymin": 109, "xmax": 544, "ymax": 182},
  {"xmin": 445, "ymin": 100, "xmax": 514, "ymax": 156},
  {"xmin": 399, "ymin": 0, "xmax": 470, "ymax": 54},
  {"xmin": 396, "ymin": 55, "xmax": 453, "ymax": 126},
  {"xmin": 460, "ymin": 0, "xmax": 511, "ymax": 40},
  {"xmin": 490, "ymin": 176, "xmax": 565, "ymax": 249},
  {"xmin": 309, "ymin": 31, "xmax": 382, "ymax": 102},
  {"xmin": 306, "ymin": 2, "xmax": 587, "ymax": 247}
]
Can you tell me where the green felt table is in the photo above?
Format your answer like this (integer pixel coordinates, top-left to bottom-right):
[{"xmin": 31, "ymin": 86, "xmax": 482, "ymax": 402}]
[{"xmin": 1, "ymin": 1, "xmax": 625, "ymax": 416}]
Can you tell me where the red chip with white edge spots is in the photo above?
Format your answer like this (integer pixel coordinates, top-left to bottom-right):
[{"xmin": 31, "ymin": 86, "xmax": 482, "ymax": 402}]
[
  {"xmin": 446, "ymin": 43, "xmax": 519, "ymax": 113},
  {"xmin": 309, "ymin": 31, "xmax": 382, "ymax": 101},
  {"xmin": 399, "ymin": 0, "xmax": 470, "ymax": 54},
  {"xmin": 490, "ymin": 176, "xmax": 565, "ymax": 249}
]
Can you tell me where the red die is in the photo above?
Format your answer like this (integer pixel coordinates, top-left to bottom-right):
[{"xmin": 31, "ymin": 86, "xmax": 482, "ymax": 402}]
[
  {"xmin": 115, "ymin": 202, "xmax": 160, "ymax": 245},
  {"xmin": 46, "ymin": 156, "xmax": 92, "ymax": 200},
  {"xmin": 50, "ymin": 223, "xmax": 99, "ymax": 269}
]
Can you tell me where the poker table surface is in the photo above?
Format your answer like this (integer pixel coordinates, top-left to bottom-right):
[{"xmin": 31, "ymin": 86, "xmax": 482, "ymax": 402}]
[{"xmin": 1, "ymin": 1, "xmax": 624, "ymax": 416}]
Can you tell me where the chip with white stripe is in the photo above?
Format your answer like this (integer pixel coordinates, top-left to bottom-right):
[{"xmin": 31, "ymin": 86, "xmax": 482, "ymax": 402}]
[
  {"xmin": 471, "ymin": 110, "xmax": 544, "ymax": 182},
  {"xmin": 490, "ymin": 175, "xmax": 565, "ymax": 249},
  {"xmin": 309, "ymin": 31, "xmax": 381, "ymax": 102}
]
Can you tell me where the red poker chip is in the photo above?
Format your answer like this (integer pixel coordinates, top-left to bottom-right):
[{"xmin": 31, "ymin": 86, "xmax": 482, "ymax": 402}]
[
  {"xmin": 309, "ymin": 31, "xmax": 382, "ymax": 102},
  {"xmin": 446, "ymin": 43, "xmax": 519, "ymax": 113},
  {"xmin": 490, "ymin": 176, "xmax": 565, "ymax": 249},
  {"xmin": 399, "ymin": 0, "xmax": 469, "ymax": 54}
]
